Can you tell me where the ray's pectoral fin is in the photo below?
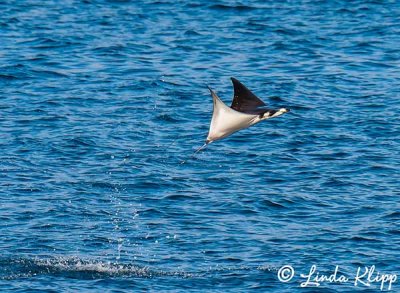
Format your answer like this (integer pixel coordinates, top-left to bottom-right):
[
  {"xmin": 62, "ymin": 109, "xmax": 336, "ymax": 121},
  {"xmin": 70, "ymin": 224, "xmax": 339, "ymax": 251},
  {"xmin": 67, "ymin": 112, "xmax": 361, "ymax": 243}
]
[{"xmin": 230, "ymin": 77, "xmax": 267, "ymax": 113}]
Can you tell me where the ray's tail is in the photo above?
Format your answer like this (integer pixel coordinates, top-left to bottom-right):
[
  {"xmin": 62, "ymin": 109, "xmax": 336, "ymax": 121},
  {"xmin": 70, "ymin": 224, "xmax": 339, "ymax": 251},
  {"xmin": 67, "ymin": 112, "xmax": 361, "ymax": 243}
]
[
  {"xmin": 180, "ymin": 141, "xmax": 210, "ymax": 164},
  {"xmin": 193, "ymin": 142, "xmax": 208, "ymax": 155}
]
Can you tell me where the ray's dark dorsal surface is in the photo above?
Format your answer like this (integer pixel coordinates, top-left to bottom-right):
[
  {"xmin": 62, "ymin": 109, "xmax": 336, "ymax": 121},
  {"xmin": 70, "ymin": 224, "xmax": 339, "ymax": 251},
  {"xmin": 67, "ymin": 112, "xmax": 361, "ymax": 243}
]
[{"xmin": 230, "ymin": 77, "xmax": 267, "ymax": 114}]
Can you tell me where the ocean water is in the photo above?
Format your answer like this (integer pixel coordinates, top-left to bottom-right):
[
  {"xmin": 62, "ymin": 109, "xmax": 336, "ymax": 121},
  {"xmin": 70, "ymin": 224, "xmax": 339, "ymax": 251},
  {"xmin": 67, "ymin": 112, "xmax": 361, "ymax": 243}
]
[{"xmin": 1, "ymin": 0, "xmax": 400, "ymax": 291}]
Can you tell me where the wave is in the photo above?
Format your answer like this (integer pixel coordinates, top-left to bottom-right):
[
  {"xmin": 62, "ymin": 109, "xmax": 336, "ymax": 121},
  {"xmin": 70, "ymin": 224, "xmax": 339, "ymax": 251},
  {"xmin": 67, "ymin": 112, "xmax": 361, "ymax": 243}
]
[{"xmin": 0, "ymin": 256, "xmax": 276, "ymax": 280}]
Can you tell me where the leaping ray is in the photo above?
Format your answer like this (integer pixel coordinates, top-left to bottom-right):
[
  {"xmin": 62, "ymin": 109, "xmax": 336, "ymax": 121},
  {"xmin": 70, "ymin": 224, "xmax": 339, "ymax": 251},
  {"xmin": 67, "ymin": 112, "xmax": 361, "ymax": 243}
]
[
  {"xmin": 182, "ymin": 78, "xmax": 290, "ymax": 162},
  {"xmin": 205, "ymin": 77, "xmax": 290, "ymax": 145}
]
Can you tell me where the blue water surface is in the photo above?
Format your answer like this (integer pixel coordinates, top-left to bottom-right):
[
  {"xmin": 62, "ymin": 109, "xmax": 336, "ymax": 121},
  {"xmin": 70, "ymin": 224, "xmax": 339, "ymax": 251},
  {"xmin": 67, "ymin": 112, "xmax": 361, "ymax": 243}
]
[{"xmin": 1, "ymin": 0, "xmax": 400, "ymax": 292}]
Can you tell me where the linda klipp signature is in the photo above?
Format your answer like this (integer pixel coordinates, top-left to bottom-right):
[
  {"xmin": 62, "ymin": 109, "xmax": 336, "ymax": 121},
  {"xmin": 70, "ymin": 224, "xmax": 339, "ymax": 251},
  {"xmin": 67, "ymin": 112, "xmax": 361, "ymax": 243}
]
[{"xmin": 278, "ymin": 264, "xmax": 397, "ymax": 291}]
